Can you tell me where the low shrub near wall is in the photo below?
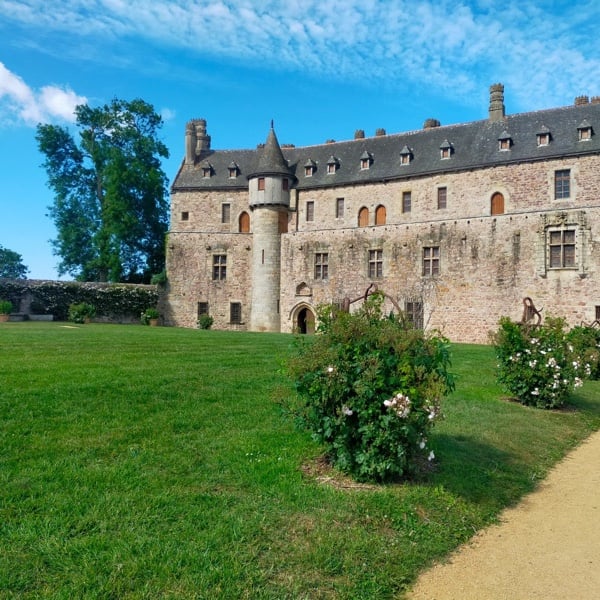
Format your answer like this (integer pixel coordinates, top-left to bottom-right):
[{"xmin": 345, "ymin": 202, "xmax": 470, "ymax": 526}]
[{"xmin": 0, "ymin": 279, "xmax": 158, "ymax": 322}]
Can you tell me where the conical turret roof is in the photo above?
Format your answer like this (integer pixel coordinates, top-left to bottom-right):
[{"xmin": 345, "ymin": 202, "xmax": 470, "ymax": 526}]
[{"xmin": 248, "ymin": 124, "xmax": 293, "ymax": 178}]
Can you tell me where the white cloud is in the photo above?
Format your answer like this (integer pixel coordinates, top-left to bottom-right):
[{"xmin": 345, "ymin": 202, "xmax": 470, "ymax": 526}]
[
  {"xmin": 1, "ymin": 1, "xmax": 599, "ymax": 110},
  {"xmin": 0, "ymin": 62, "xmax": 87, "ymax": 126}
]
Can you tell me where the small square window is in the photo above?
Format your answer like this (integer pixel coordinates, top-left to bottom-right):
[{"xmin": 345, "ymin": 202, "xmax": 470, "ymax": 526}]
[
  {"xmin": 230, "ymin": 302, "xmax": 242, "ymax": 324},
  {"xmin": 306, "ymin": 201, "xmax": 314, "ymax": 222},
  {"xmin": 437, "ymin": 187, "xmax": 447, "ymax": 210},
  {"xmin": 221, "ymin": 203, "xmax": 231, "ymax": 224},
  {"xmin": 423, "ymin": 246, "xmax": 440, "ymax": 276},
  {"xmin": 554, "ymin": 169, "xmax": 570, "ymax": 199},
  {"xmin": 368, "ymin": 249, "xmax": 383, "ymax": 278},
  {"xmin": 181, "ymin": 211, "xmax": 189, "ymax": 221},
  {"xmin": 314, "ymin": 253, "xmax": 329, "ymax": 280}
]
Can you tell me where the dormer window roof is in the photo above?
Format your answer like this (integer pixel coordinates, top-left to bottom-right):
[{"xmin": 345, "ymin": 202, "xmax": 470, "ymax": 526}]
[
  {"xmin": 578, "ymin": 119, "xmax": 593, "ymax": 141},
  {"xmin": 360, "ymin": 151, "xmax": 373, "ymax": 170},
  {"xmin": 399, "ymin": 145, "xmax": 413, "ymax": 165},
  {"xmin": 304, "ymin": 158, "xmax": 317, "ymax": 177},
  {"xmin": 536, "ymin": 125, "xmax": 551, "ymax": 146},
  {"xmin": 201, "ymin": 161, "xmax": 213, "ymax": 177},
  {"xmin": 498, "ymin": 130, "xmax": 512, "ymax": 151},
  {"xmin": 326, "ymin": 156, "xmax": 339, "ymax": 174},
  {"xmin": 228, "ymin": 161, "xmax": 239, "ymax": 178},
  {"xmin": 439, "ymin": 140, "xmax": 453, "ymax": 159}
]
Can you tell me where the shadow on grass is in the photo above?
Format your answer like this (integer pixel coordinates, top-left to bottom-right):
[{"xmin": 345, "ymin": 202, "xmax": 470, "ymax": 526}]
[{"xmin": 430, "ymin": 433, "xmax": 534, "ymax": 512}]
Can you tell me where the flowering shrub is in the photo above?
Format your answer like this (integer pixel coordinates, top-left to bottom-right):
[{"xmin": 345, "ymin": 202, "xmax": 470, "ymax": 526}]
[
  {"xmin": 287, "ymin": 292, "xmax": 454, "ymax": 482},
  {"xmin": 567, "ymin": 325, "xmax": 600, "ymax": 380},
  {"xmin": 492, "ymin": 316, "xmax": 590, "ymax": 409}
]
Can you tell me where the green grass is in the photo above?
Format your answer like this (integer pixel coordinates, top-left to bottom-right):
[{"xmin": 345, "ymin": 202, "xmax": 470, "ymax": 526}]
[{"xmin": 1, "ymin": 323, "xmax": 599, "ymax": 599}]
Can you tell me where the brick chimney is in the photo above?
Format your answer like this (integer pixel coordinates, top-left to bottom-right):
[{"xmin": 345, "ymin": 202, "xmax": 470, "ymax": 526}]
[{"xmin": 489, "ymin": 83, "xmax": 505, "ymax": 122}]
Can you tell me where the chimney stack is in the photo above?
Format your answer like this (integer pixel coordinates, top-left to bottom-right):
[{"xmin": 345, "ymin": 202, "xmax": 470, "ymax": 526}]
[{"xmin": 489, "ymin": 83, "xmax": 505, "ymax": 122}]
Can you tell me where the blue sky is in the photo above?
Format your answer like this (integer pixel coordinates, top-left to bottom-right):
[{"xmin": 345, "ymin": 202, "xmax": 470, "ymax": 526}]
[{"xmin": 1, "ymin": 0, "xmax": 599, "ymax": 280}]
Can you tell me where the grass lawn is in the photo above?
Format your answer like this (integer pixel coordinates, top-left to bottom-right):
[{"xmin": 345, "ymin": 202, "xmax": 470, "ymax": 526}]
[{"xmin": 1, "ymin": 322, "xmax": 599, "ymax": 599}]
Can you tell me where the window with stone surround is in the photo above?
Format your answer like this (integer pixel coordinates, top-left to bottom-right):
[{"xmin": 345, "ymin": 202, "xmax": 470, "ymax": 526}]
[
  {"xmin": 314, "ymin": 252, "xmax": 329, "ymax": 280},
  {"xmin": 306, "ymin": 201, "xmax": 314, "ymax": 222},
  {"xmin": 197, "ymin": 302, "xmax": 209, "ymax": 318},
  {"xmin": 549, "ymin": 229, "xmax": 576, "ymax": 268},
  {"xmin": 402, "ymin": 191, "xmax": 412, "ymax": 213},
  {"xmin": 405, "ymin": 299, "xmax": 424, "ymax": 329},
  {"xmin": 336, "ymin": 197, "xmax": 345, "ymax": 219},
  {"xmin": 212, "ymin": 254, "xmax": 227, "ymax": 280},
  {"xmin": 422, "ymin": 246, "xmax": 440, "ymax": 276},
  {"xmin": 437, "ymin": 187, "xmax": 447, "ymax": 210},
  {"xmin": 221, "ymin": 203, "xmax": 231, "ymax": 224},
  {"xmin": 368, "ymin": 249, "xmax": 383, "ymax": 278},
  {"xmin": 230, "ymin": 302, "xmax": 242, "ymax": 324},
  {"xmin": 554, "ymin": 169, "xmax": 570, "ymax": 199}
]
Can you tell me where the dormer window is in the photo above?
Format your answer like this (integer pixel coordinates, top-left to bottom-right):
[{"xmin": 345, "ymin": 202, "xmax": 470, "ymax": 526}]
[
  {"xmin": 202, "ymin": 161, "xmax": 213, "ymax": 178},
  {"xmin": 498, "ymin": 131, "xmax": 512, "ymax": 151},
  {"xmin": 537, "ymin": 126, "xmax": 551, "ymax": 147},
  {"xmin": 360, "ymin": 151, "xmax": 373, "ymax": 170},
  {"xmin": 326, "ymin": 156, "xmax": 339, "ymax": 174},
  {"xmin": 304, "ymin": 159, "xmax": 317, "ymax": 177},
  {"xmin": 578, "ymin": 119, "xmax": 593, "ymax": 141},
  {"xmin": 399, "ymin": 145, "xmax": 413, "ymax": 165},
  {"xmin": 228, "ymin": 161, "xmax": 239, "ymax": 178},
  {"xmin": 439, "ymin": 140, "xmax": 453, "ymax": 159}
]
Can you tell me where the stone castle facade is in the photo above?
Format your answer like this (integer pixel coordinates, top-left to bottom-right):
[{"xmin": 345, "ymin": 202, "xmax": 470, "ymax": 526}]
[{"xmin": 163, "ymin": 84, "xmax": 600, "ymax": 343}]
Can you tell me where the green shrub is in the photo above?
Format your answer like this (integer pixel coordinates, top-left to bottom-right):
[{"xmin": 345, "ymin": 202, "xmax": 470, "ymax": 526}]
[
  {"xmin": 287, "ymin": 292, "xmax": 455, "ymax": 482},
  {"xmin": 198, "ymin": 314, "xmax": 214, "ymax": 330},
  {"xmin": 492, "ymin": 316, "xmax": 589, "ymax": 408},
  {"xmin": 0, "ymin": 299, "xmax": 13, "ymax": 314},
  {"xmin": 68, "ymin": 302, "xmax": 96, "ymax": 324},
  {"xmin": 141, "ymin": 307, "xmax": 159, "ymax": 325},
  {"xmin": 567, "ymin": 325, "xmax": 600, "ymax": 380}
]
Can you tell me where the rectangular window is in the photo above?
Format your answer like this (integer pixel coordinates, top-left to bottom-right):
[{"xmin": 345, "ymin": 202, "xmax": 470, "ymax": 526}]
[
  {"xmin": 596, "ymin": 306, "xmax": 600, "ymax": 321},
  {"xmin": 230, "ymin": 302, "xmax": 242, "ymax": 324},
  {"xmin": 405, "ymin": 300, "xmax": 424, "ymax": 329},
  {"xmin": 181, "ymin": 211, "xmax": 189, "ymax": 221},
  {"xmin": 258, "ymin": 177, "xmax": 265, "ymax": 191},
  {"xmin": 549, "ymin": 229, "xmax": 575, "ymax": 268},
  {"xmin": 221, "ymin": 203, "xmax": 231, "ymax": 224},
  {"xmin": 554, "ymin": 169, "xmax": 570, "ymax": 199},
  {"xmin": 437, "ymin": 187, "xmax": 447, "ymax": 210},
  {"xmin": 336, "ymin": 197, "xmax": 344, "ymax": 218},
  {"xmin": 212, "ymin": 254, "xmax": 227, "ymax": 280},
  {"xmin": 306, "ymin": 201, "xmax": 314, "ymax": 222},
  {"xmin": 282, "ymin": 178, "xmax": 289, "ymax": 191},
  {"xmin": 402, "ymin": 191, "xmax": 412, "ymax": 213},
  {"xmin": 423, "ymin": 246, "xmax": 440, "ymax": 276},
  {"xmin": 314, "ymin": 253, "xmax": 329, "ymax": 280},
  {"xmin": 368, "ymin": 249, "xmax": 383, "ymax": 278},
  {"xmin": 197, "ymin": 302, "xmax": 209, "ymax": 317}
]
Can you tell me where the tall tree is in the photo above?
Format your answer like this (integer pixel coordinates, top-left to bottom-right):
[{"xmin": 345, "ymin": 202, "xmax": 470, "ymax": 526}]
[
  {"xmin": 0, "ymin": 245, "xmax": 29, "ymax": 279},
  {"xmin": 36, "ymin": 98, "xmax": 170, "ymax": 283}
]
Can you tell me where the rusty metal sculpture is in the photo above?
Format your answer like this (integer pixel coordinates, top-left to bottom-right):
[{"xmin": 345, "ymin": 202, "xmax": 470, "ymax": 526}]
[
  {"xmin": 521, "ymin": 296, "xmax": 543, "ymax": 327},
  {"xmin": 340, "ymin": 283, "xmax": 402, "ymax": 314}
]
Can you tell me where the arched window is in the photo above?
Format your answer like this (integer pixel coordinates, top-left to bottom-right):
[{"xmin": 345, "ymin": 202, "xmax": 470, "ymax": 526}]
[
  {"xmin": 375, "ymin": 205, "xmax": 386, "ymax": 225},
  {"xmin": 239, "ymin": 211, "xmax": 250, "ymax": 233},
  {"xmin": 358, "ymin": 207, "xmax": 369, "ymax": 227},
  {"xmin": 491, "ymin": 192, "xmax": 504, "ymax": 215}
]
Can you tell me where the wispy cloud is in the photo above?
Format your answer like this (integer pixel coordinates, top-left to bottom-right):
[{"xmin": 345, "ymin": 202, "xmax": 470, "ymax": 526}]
[
  {"xmin": 0, "ymin": 62, "xmax": 87, "ymax": 126},
  {"xmin": 1, "ymin": 0, "xmax": 599, "ymax": 110}
]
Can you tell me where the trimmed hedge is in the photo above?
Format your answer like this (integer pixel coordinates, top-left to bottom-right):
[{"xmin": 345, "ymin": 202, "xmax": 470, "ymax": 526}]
[{"xmin": 0, "ymin": 279, "xmax": 158, "ymax": 322}]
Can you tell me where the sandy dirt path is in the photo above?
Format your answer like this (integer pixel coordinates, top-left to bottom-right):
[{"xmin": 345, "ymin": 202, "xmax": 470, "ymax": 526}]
[{"xmin": 407, "ymin": 429, "xmax": 600, "ymax": 600}]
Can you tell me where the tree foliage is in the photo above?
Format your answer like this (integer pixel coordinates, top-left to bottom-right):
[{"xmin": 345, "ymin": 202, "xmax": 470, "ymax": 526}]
[
  {"xmin": 36, "ymin": 98, "xmax": 170, "ymax": 283},
  {"xmin": 0, "ymin": 245, "xmax": 29, "ymax": 279}
]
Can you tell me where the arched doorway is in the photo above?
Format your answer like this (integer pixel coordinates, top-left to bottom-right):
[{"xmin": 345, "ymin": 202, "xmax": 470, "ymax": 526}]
[
  {"xmin": 358, "ymin": 206, "xmax": 369, "ymax": 227},
  {"xmin": 295, "ymin": 306, "xmax": 316, "ymax": 334},
  {"xmin": 491, "ymin": 192, "xmax": 504, "ymax": 215},
  {"xmin": 375, "ymin": 204, "xmax": 386, "ymax": 225}
]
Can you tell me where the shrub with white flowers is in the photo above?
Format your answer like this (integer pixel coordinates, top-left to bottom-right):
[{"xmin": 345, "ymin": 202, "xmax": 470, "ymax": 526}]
[
  {"xmin": 287, "ymin": 292, "xmax": 455, "ymax": 482},
  {"xmin": 492, "ymin": 316, "xmax": 590, "ymax": 409}
]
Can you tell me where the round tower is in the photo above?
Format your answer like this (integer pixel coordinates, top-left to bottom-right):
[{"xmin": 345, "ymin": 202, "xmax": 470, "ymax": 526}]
[{"xmin": 247, "ymin": 125, "xmax": 292, "ymax": 332}]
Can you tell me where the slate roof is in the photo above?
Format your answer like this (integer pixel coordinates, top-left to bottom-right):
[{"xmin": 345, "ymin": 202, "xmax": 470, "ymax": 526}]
[{"xmin": 171, "ymin": 101, "xmax": 600, "ymax": 192}]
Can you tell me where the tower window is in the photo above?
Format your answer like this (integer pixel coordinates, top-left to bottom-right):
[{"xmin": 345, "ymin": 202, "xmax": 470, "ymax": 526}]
[
  {"xmin": 258, "ymin": 177, "xmax": 265, "ymax": 191},
  {"xmin": 181, "ymin": 211, "xmax": 189, "ymax": 221},
  {"xmin": 282, "ymin": 178, "xmax": 289, "ymax": 191}
]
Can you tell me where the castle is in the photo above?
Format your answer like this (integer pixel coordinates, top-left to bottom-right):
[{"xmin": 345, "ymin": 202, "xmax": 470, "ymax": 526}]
[{"xmin": 163, "ymin": 84, "xmax": 600, "ymax": 343}]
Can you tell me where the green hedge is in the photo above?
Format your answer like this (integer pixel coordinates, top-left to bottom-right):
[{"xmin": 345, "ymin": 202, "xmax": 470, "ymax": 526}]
[{"xmin": 0, "ymin": 279, "xmax": 158, "ymax": 321}]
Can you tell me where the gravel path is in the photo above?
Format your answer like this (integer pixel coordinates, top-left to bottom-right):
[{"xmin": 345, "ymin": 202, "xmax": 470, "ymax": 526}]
[{"xmin": 407, "ymin": 429, "xmax": 600, "ymax": 600}]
